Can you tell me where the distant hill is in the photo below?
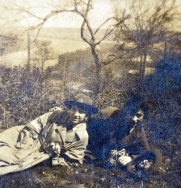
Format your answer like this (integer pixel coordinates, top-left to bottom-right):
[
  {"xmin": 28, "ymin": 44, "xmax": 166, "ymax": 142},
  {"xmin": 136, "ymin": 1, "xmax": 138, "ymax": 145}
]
[
  {"xmin": 38, "ymin": 27, "xmax": 115, "ymax": 42},
  {"xmin": 0, "ymin": 27, "xmax": 116, "ymax": 67}
]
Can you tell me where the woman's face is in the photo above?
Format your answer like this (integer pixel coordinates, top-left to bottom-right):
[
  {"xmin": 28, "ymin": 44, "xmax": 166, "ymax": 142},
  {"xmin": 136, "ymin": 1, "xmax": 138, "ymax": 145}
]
[
  {"xmin": 132, "ymin": 109, "xmax": 144, "ymax": 123},
  {"xmin": 69, "ymin": 106, "xmax": 87, "ymax": 125}
]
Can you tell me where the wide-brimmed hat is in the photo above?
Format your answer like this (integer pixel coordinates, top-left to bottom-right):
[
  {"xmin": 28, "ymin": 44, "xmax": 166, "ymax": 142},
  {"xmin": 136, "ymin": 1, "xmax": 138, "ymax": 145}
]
[{"xmin": 64, "ymin": 94, "xmax": 98, "ymax": 115}]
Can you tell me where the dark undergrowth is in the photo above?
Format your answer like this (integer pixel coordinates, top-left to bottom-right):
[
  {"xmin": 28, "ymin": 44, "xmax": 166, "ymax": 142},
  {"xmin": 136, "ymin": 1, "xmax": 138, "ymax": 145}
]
[{"xmin": 0, "ymin": 160, "xmax": 180, "ymax": 188}]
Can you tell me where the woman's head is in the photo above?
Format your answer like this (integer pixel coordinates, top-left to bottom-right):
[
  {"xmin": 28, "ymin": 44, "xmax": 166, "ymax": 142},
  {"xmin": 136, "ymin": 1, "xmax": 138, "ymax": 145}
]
[
  {"xmin": 132, "ymin": 109, "xmax": 144, "ymax": 123},
  {"xmin": 69, "ymin": 105, "xmax": 87, "ymax": 125},
  {"xmin": 123, "ymin": 95, "xmax": 149, "ymax": 122},
  {"xmin": 64, "ymin": 94, "xmax": 98, "ymax": 124}
]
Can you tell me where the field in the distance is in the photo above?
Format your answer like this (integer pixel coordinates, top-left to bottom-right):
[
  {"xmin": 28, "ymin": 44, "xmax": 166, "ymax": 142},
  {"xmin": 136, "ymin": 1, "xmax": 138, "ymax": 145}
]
[{"xmin": 0, "ymin": 27, "xmax": 115, "ymax": 68}]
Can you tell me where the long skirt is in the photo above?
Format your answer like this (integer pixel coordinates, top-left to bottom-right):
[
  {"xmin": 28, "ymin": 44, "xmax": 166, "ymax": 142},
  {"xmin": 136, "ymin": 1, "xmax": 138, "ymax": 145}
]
[{"xmin": 0, "ymin": 126, "xmax": 50, "ymax": 176}]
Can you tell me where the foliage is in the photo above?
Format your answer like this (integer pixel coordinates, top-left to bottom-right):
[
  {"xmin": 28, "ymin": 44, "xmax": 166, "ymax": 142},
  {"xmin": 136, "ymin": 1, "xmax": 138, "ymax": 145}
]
[
  {"xmin": 0, "ymin": 65, "xmax": 63, "ymax": 128},
  {"xmin": 141, "ymin": 56, "xmax": 181, "ymax": 122},
  {"xmin": 113, "ymin": 0, "xmax": 180, "ymax": 80}
]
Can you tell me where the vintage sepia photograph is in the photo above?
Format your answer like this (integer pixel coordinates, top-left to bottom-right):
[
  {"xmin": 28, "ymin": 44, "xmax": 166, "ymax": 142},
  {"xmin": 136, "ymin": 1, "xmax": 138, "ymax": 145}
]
[{"xmin": 0, "ymin": 0, "xmax": 181, "ymax": 187}]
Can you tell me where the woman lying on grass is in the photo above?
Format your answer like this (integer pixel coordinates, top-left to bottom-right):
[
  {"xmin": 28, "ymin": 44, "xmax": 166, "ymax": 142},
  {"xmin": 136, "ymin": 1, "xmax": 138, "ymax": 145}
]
[{"xmin": 0, "ymin": 94, "xmax": 98, "ymax": 176}]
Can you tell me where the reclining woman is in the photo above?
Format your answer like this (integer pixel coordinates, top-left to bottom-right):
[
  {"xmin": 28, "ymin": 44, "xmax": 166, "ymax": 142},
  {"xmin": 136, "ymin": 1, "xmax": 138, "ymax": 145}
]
[
  {"xmin": 85, "ymin": 95, "xmax": 162, "ymax": 178},
  {"xmin": 0, "ymin": 94, "xmax": 98, "ymax": 176},
  {"xmin": 108, "ymin": 96, "xmax": 162, "ymax": 178}
]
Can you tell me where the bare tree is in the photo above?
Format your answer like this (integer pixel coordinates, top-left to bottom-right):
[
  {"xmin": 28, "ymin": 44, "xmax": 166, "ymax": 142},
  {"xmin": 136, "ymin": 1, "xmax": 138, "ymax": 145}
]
[
  {"xmin": 31, "ymin": 40, "xmax": 55, "ymax": 99},
  {"xmin": 72, "ymin": 0, "xmax": 129, "ymax": 92},
  {"xmin": 12, "ymin": 0, "xmax": 129, "ymax": 93},
  {"xmin": 112, "ymin": 0, "xmax": 180, "ymax": 80},
  {"xmin": 32, "ymin": 40, "xmax": 54, "ymax": 74}
]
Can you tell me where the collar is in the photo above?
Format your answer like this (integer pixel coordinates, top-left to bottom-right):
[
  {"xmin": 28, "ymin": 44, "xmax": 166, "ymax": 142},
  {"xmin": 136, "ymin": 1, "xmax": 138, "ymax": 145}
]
[
  {"xmin": 72, "ymin": 122, "xmax": 86, "ymax": 131},
  {"xmin": 73, "ymin": 123, "xmax": 87, "ymax": 139},
  {"xmin": 72, "ymin": 123, "xmax": 86, "ymax": 132},
  {"xmin": 72, "ymin": 124, "xmax": 81, "ymax": 131}
]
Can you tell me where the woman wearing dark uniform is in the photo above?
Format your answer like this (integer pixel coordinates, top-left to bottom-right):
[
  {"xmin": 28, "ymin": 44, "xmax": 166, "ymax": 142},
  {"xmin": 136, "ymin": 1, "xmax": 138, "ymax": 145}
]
[{"xmin": 109, "ymin": 100, "xmax": 162, "ymax": 178}]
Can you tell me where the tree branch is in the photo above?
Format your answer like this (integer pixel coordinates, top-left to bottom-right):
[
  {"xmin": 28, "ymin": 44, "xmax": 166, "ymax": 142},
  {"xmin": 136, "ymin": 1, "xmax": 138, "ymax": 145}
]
[
  {"xmin": 94, "ymin": 17, "xmax": 115, "ymax": 35},
  {"xmin": 95, "ymin": 16, "xmax": 129, "ymax": 46},
  {"xmin": 76, "ymin": 0, "xmax": 94, "ymax": 44},
  {"xmin": 80, "ymin": 18, "xmax": 91, "ymax": 45}
]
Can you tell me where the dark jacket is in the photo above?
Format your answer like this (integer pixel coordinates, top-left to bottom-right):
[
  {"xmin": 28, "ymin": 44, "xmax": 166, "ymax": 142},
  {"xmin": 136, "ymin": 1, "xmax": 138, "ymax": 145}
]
[
  {"xmin": 87, "ymin": 107, "xmax": 149, "ymax": 161},
  {"xmin": 112, "ymin": 120, "xmax": 149, "ymax": 155}
]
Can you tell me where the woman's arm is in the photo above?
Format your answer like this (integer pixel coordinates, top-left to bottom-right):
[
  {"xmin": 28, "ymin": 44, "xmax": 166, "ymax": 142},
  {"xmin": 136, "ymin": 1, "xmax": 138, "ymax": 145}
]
[
  {"xmin": 136, "ymin": 124, "xmax": 149, "ymax": 149},
  {"xmin": 15, "ymin": 112, "xmax": 53, "ymax": 149},
  {"xmin": 25, "ymin": 112, "xmax": 53, "ymax": 134}
]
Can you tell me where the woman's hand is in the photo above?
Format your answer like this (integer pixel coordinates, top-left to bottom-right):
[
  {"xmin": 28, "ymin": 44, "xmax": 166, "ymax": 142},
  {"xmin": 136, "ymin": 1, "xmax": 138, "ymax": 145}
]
[
  {"xmin": 118, "ymin": 155, "xmax": 132, "ymax": 165},
  {"xmin": 50, "ymin": 142, "xmax": 61, "ymax": 156}
]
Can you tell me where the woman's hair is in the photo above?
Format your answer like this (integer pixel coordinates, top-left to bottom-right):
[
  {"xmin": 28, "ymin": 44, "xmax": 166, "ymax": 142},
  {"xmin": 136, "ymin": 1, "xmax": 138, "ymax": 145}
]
[
  {"xmin": 122, "ymin": 95, "xmax": 149, "ymax": 119},
  {"xmin": 138, "ymin": 103, "xmax": 149, "ymax": 118}
]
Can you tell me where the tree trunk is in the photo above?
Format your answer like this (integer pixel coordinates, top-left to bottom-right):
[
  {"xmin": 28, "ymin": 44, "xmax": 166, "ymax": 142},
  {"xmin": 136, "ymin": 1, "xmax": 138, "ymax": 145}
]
[
  {"xmin": 90, "ymin": 45, "xmax": 101, "ymax": 94},
  {"xmin": 27, "ymin": 32, "xmax": 31, "ymax": 74},
  {"xmin": 163, "ymin": 42, "xmax": 167, "ymax": 63},
  {"xmin": 139, "ymin": 49, "xmax": 147, "ymax": 81},
  {"xmin": 142, "ymin": 52, "xmax": 147, "ymax": 78},
  {"xmin": 138, "ymin": 49, "xmax": 143, "ymax": 80}
]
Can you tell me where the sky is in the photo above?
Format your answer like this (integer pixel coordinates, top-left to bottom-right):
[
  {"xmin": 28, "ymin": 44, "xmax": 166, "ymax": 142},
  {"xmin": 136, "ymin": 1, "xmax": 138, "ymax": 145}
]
[
  {"xmin": 0, "ymin": 0, "xmax": 180, "ymax": 31},
  {"xmin": 43, "ymin": 0, "xmax": 115, "ymax": 28},
  {"xmin": 47, "ymin": 0, "xmax": 114, "ymax": 28},
  {"xmin": 0, "ymin": 0, "xmax": 115, "ymax": 29}
]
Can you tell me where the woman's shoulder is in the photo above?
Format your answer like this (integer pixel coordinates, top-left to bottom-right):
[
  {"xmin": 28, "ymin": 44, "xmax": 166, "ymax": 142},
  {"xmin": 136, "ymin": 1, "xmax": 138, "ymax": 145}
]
[
  {"xmin": 51, "ymin": 109, "xmax": 67, "ymax": 116},
  {"xmin": 48, "ymin": 110, "xmax": 69, "ymax": 123}
]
